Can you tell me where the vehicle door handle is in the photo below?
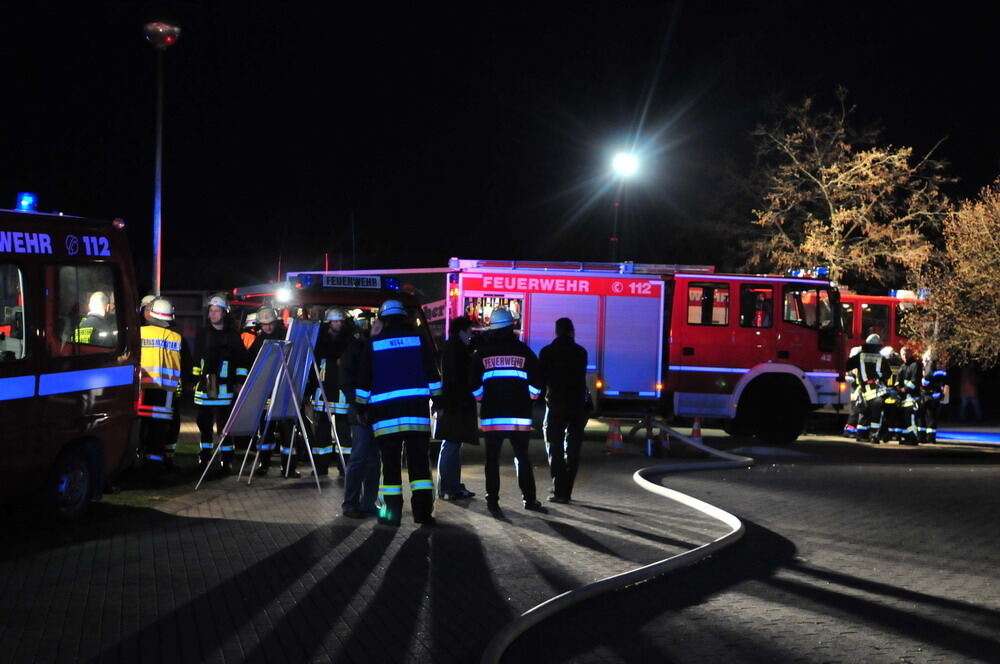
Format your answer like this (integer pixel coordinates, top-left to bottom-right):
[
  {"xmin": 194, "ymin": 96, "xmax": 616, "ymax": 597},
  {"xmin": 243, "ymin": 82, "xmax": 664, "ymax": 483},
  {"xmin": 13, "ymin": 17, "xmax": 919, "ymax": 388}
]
[
  {"xmin": 777, "ymin": 350, "xmax": 789, "ymax": 359},
  {"xmin": 682, "ymin": 347, "xmax": 694, "ymax": 356}
]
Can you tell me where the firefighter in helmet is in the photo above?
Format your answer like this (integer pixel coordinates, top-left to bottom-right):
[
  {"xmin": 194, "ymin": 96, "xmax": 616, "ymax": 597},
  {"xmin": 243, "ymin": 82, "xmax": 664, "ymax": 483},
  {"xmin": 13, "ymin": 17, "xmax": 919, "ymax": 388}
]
[
  {"xmin": 73, "ymin": 291, "xmax": 116, "ymax": 347},
  {"xmin": 139, "ymin": 294, "xmax": 156, "ymax": 319},
  {"xmin": 845, "ymin": 333, "xmax": 889, "ymax": 442},
  {"xmin": 842, "ymin": 345, "xmax": 863, "ymax": 438},
  {"xmin": 470, "ymin": 308, "xmax": 544, "ymax": 511},
  {"xmin": 355, "ymin": 299, "xmax": 441, "ymax": 525},
  {"xmin": 192, "ymin": 294, "xmax": 248, "ymax": 473},
  {"xmin": 248, "ymin": 306, "xmax": 290, "ymax": 475},
  {"xmin": 898, "ymin": 346, "xmax": 922, "ymax": 444},
  {"xmin": 240, "ymin": 311, "xmax": 258, "ymax": 350},
  {"xmin": 305, "ymin": 307, "xmax": 354, "ymax": 476},
  {"xmin": 878, "ymin": 345, "xmax": 903, "ymax": 442},
  {"xmin": 137, "ymin": 297, "xmax": 184, "ymax": 478}
]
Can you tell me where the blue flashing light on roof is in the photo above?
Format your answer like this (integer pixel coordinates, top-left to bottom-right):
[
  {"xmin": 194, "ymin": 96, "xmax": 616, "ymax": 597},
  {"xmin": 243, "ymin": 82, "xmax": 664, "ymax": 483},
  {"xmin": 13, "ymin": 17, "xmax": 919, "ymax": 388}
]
[
  {"xmin": 298, "ymin": 273, "xmax": 316, "ymax": 288},
  {"xmin": 15, "ymin": 192, "xmax": 38, "ymax": 212},
  {"xmin": 384, "ymin": 277, "xmax": 401, "ymax": 291},
  {"xmin": 813, "ymin": 266, "xmax": 830, "ymax": 278}
]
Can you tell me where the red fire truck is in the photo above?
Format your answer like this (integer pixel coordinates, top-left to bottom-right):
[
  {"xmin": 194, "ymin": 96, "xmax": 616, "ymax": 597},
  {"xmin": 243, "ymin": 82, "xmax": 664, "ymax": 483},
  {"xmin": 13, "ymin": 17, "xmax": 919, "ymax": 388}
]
[
  {"xmin": 248, "ymin": 260, "xmax": 848, "ymax": 443},
  {"xmin": 442, "ymin": 259, "xmax": 846, "ymax": 443},
  {"xmin": 839, "ymin": 289, "xmax": 922, "ymax": 352}
]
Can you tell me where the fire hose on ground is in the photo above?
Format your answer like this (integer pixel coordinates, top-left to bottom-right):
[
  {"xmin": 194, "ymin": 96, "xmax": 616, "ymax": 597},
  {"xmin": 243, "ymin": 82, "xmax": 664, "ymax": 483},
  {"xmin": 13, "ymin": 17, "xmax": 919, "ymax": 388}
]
[{"xmin": 480, "ymin": 422, "xmax": 755, "ymax": 664}]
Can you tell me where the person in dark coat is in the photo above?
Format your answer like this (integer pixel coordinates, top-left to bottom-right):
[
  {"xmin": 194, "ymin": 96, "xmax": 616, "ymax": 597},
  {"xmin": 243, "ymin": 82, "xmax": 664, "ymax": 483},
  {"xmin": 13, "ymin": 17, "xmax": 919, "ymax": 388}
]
[
  {"xmin": 539, "ymin": 317, "xmax": 589, "ymax": 503},
  {"xmin": 434, "ymin": 317, "xmax": 478, "ymax": 500}
]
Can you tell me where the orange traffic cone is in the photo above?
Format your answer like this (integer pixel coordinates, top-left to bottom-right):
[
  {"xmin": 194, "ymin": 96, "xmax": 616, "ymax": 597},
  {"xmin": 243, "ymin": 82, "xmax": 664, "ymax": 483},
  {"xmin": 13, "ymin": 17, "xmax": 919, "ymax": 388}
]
[
  {"xmin": 604, "ymin": 419, "xmax": 624, "ymax": 455},
  {"xmin": 691, "ymin": 416, "xmax": 703, "ymax": 442}
]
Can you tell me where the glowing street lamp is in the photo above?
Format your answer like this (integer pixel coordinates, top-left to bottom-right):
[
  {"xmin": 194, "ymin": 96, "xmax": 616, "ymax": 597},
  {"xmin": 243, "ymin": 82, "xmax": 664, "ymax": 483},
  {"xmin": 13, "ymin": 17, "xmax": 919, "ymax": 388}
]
[
  {"xmin": 144, "ymin": 21, "xmax": 181, "ymax": 296},
  {"xmin": 610, "ymin": 152, "xmax": 639, "ymax": 261}
]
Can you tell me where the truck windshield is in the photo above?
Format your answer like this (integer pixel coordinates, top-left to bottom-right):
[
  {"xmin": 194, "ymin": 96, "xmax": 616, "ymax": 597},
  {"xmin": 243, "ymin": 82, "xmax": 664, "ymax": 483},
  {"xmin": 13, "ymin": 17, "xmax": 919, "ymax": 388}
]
[{"xmin": 783, "ymin": 285, "xmax": 837, "ymax": 330}]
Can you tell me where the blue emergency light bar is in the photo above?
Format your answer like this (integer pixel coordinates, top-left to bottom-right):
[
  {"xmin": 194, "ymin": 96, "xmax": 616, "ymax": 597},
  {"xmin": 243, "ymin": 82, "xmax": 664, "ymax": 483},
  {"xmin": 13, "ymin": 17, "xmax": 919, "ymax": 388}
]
[{"xmin": 15, "ymin": 192, "xmax": 38, "ymax": 212}]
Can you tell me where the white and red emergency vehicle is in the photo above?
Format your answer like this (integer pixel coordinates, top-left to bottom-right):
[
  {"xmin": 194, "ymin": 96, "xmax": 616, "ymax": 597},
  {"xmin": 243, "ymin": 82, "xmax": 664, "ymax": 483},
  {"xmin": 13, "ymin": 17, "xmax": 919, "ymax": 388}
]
[
  {"xmin": 0, "ymin": 200, "xmax": 141, "ymax": 517},
  {"xmin": 443, "ymin": 258, "xmax": 847, "ymax": 443},
  {"xmin": 254, "ymin": 259, "xmax": 848, "ymax": 443}
]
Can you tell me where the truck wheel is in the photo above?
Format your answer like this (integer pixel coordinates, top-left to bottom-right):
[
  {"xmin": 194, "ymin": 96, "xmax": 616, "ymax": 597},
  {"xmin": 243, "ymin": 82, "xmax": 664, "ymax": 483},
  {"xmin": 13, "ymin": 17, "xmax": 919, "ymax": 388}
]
[
  {"xmin": 739, "ymin": 379, "xmax": 808, "ymax": 445},
  {"xmin": 48, "ymin": 446, "xmax": 94, "ymax": 519}
]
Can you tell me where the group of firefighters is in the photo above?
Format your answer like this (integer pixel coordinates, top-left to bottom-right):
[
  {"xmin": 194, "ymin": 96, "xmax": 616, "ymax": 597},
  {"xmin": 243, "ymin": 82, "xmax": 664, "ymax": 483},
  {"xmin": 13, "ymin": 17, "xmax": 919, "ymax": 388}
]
[
  {"xmin": 134, "ymin": 293, "xmax": 591, "ymax": 526},
  {"xmin": 843, "ymin": 333, "xmax": 947, "ymax": 444}
]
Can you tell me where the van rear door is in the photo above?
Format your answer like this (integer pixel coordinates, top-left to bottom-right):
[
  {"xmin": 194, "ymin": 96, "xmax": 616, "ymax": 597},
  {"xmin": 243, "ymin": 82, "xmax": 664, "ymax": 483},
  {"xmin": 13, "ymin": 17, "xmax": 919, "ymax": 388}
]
[{"xmin": 0, "ymin": 261, "xmax": 39, "ymax": 495}]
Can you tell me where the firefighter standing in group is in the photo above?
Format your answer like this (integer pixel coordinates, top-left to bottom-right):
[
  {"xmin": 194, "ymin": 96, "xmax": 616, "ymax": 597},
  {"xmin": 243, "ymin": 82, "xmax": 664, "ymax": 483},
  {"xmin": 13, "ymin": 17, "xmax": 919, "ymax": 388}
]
[
  {"xmin": 538, "ymin": 317, "xmax": 589, "ymax": 504},
  {"xmin": 878, "ymin": 346, "xmax": 903, "ymax": 442},
  {"xmin": 845, "ymin": 333, "xmax": 888, "ymax": 443},
  {"xmin": 137, "ymin": 297, "xmax": 183, "ymax": 478},
  {"xmin": 919, "ymin": 347, "xmax": 947, "ymax": 444},
  {"xmin": 248, "ymin": 306, "xmax": 289, "ymax": 475},
  {"xmin": 842, "ymin": 345, "xmax": 863, "ymax": 438},
  {"xmin": 305, "ymin": 307, "xmax": 354, "ymax": 476},
  {"xmin": 339, "ymin": 315, "xmax": 383, "ymax": 519},
  {"xmin": 470, "ymin": 308, "xmax": 544, "ymax": 512},
  {"xmin": 192, "ymin": 295, "xmax": 249, "ymax": 473},
  {"xmin": 355, "ymin": 300, "xmax": 441, "ymax": 526},
  {"xmin": 898, "ymin": 346, "xmax": 922, "ymax": 444}
]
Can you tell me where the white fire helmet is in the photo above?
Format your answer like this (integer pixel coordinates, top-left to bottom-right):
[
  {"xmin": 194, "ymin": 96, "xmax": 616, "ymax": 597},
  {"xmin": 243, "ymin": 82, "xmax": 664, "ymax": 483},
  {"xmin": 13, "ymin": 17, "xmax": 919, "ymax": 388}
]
[
  {"xmin": 149, "ymin": 297, "xmax": 175, "ymax": 322},
  {"xmin": 865, "ymin": 333, "xmax": 882, "ymax": 345},
  {"xmin": 489, "ymin": 308, "xmax": 515, "ymax": 330},
  {"xmin": 139, "ymin": 294, "xmax": 156, "ymax": 312},
  {"xmin": 257, "ymin": 307, "xmax": 278, "ymax": 325},
  {"xmin": 244, "ymin": 312, "xmax": 258, "ymax": 328},
  {"xmin": 325, "ymin": 307, "xmax": 347, "ymax": 322},
  {"xmin": 378, "ymin": 300, "xmax": 406, "ymax": 318},
  {"xmin": 207, "ymin": 295, "xmax": 229, "ymax": 313}
]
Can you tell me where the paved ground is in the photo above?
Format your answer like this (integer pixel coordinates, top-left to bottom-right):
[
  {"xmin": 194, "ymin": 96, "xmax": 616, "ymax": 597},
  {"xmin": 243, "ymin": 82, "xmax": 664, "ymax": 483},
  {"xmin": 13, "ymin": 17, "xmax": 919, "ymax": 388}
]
[{"xmin": 2, "ymin": 423, "xmax": 999, "ymax": 663}]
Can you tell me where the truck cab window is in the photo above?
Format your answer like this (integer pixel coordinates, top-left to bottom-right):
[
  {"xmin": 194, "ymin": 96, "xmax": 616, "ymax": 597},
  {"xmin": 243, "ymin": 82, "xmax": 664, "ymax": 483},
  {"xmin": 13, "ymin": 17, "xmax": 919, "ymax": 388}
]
[
  {"xmin": 0, "ymin": 264, "xmax": 26, "ymax": 362},
  {"xmin": 687, "ymin": 283, "xmax": 729, "ymax": 326},
  {"xmin": 46, "ymin": 264, "xmax": 123, "ymax": 356},
  {"xmin": 861, "ymin": 303, "xmax": 889, "ymax": 341},
  {"xmin": 784, "ymin": 285, "xmax": 836, "ymax": 330},
  {"xmin": 740, "ymin": 285, "xmax": 773, "ymax": 328}
]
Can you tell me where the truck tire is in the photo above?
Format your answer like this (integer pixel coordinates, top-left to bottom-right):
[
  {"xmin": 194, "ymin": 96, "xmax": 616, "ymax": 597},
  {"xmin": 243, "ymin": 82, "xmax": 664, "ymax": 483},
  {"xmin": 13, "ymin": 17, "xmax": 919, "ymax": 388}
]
[
  {"xmin": 47, "ymin": 445, "xmax": 94, "ymax": 520},
  {"xmin": 738, "ymin": 377, "xmax": 808, "ymax": 445}
]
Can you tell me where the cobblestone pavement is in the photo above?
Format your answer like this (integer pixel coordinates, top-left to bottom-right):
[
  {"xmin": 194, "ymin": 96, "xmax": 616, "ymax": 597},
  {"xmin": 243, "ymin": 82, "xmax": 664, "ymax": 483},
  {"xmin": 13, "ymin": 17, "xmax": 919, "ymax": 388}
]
[{"xmin": 1, "ymin": 425, "xmax": 998, "ymax": 664}]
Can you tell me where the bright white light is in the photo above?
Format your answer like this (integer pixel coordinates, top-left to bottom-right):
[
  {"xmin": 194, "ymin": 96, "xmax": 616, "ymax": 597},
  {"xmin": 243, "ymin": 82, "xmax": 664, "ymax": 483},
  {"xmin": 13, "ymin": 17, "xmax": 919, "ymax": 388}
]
[
  {"xmin": 612, "ymin": 152, "xmax": 639, "ymax": 177},
  {"xmin": 275, "ymin": 287, "xmax": 293, "ymax": 304}
]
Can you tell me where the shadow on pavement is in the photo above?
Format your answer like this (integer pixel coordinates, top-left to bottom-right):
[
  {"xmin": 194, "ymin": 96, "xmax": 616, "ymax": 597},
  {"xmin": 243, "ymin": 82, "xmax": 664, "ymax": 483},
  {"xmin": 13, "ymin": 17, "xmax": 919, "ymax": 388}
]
[{"xmin": 504, "ymin": 520, "xmax": 797, "ymax": 663}]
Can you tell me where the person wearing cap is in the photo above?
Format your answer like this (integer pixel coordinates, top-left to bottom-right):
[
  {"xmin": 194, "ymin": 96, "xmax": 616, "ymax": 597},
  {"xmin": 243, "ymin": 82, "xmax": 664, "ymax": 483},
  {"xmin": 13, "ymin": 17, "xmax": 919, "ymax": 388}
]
[
  {"xmin": 248, "ymin": 306, "xmax": 289, "ymax": 475},
  {"xmin": 539, "ymin": 317, "xmax": 589, "ymax": 504},
  {"xmin": 845, "ymin": 333, "xmax": 889, "ymax": 442},
  {"xmin": 470, "ymin": 308, "xmax": 544, "ymax": 512},
  {"xmin": 355, "ymin": 300, "xmax": 441, "ymax": 526},
  {"xmin": 137, "ymin": 297, "xmax": 184, "ymax": 479},
  {"xmin": 192, "ymin": 294, "xmax": 249, "ymax": 473},
  {"xmin": 305, "ymin": 307, "xmax": 355, "ymax": 476},
  {"xmin": 433, "ymin": 316, "xmax": 478, "ymax": 501}
]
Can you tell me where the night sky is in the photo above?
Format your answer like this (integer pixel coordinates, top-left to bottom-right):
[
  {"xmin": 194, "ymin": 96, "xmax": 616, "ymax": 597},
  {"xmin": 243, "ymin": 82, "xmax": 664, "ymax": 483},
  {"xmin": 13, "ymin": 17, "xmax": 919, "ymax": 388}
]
[{"xmin": 3, "ymin": 2, "xmax": 998, "ymax": 290}]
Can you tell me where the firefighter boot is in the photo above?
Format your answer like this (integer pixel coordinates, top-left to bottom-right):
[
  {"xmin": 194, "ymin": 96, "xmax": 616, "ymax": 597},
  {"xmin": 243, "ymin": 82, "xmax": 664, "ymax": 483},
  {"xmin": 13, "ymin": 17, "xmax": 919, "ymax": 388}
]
[
  {"xmin": 221, "ymin": 450, "xmax": 234, "ymax": 475},
  {"xmin": 311, "ymin": 450, "xmax": 330, "ymax": 477},
  {"xmin": 198, "ymin": 446, "xmax": 213, "ymax": 470},
  {"xmin": 378, "ymin": 495, "xmax": 404, "ymax": 526},
  {"xmin": 411, "ymin": 483, "xmax": 435, "ymax": 524}
]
